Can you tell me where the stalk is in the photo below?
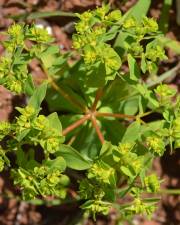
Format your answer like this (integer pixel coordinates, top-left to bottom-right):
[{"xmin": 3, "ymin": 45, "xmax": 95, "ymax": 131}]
[
  {"xmin": 62, "ymin": 114, "xmax": 90, "ymax": 136},
  {"xmin": 91, "ymin": 116, "xmax": 104, "ymax": 144}
]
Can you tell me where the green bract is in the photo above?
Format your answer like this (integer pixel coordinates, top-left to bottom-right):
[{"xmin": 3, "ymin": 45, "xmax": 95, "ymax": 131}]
[{"xmin": 0, "ymin": 4, "xmax": 179, "ymax": 223}]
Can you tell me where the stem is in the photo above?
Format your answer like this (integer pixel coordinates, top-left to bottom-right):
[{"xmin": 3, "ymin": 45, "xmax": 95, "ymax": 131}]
[
  {"xmin": 48, "ymin": 76, "xmax": 86, "ymax": 112},
  {"xmin": 91, "ymin": 88, "xmax": 103, "ymax": 112},
  {"xmin": 67, "ymin": 188, "xmax": 79, "ymax": 199},
  {"xmin": 67, "ymin": 132, "xmax": 79, "ymax": 145},
  {"xmin": 91, "ymin": 116, "xmax": 104, "ymax": 144},
  {"xmin": 41, "ymin": 64, "xmax": 86, "ymax": 112},
  {"xmin": 159, "ymin": 188, "xmax": 180, "ymax": 195},
  {"xmin": 147, "ymin": 62, "xmax": 180, "ymax": 88},
  {"xmin": 139, "ymin": 111, "xmax": 153, "ymax": 118},
  {"xmin": 96, "ymin": 112, "xmax": 136, "ymax": 120},
  {"xmin": 62, "ymin": 114, "xmax": 90, "ymax": 136}
]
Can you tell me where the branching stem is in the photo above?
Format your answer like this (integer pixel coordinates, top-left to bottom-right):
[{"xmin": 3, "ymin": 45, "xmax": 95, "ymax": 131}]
[
  {"xmin": 91, "ymin": 88, "xmax": 103, "ymax": 112},
  {"xmin": 41, "ymin": 64, "xmax": 86, "ymax": 112},
  {"xmin": 62, "ymin": 114, "xmax": 90, "ymax": 136},
  {"xmin": 91, "ymin": 116, "xmax": 104, "ymax": 144},
  {"xmin": 95, "ymin": 112, "xmax": 136, "ymax": 120},
  {"xmin": 48, "ymin": 77, "xmax": 86, "ymax": 112}
]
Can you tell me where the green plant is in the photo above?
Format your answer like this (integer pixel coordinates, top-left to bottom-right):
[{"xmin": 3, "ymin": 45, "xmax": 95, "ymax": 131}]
[{"xmin": 0, "ymin": 3, "xmax": 179, "ymax": 223}]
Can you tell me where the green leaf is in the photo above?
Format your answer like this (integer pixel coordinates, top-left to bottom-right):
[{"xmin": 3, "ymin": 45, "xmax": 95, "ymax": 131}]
[
  {"xmin": 123, "ymin": 0, "xmax": 151, "ymax": 22},
  {"xmin": 46, "ymin": 81, "xmax": 86, "ymax": 113},
  {"xmin": 158, "ymin": 36, "xmax": 180, "ymax": 55},
  {"xmin": 143, "ymin": 197, "xmax": 161, "ymax": 203},
  {"xmin": 16, "ymin": 129, "xmax": 30, "ymax": 142},
  {"xmin": 120, "ymin": 166, "xmax": 134, "ymax": 178},
  {"xmin": 136, "ymin": 84, "xmax": 159, "ymax": 107},
  {"xmin": 56, "ymin": 144, "xmax": 92, "ymax": 170},
  {"xmin": 43, "ymin": 156, "xmax": 66, "ymax": 172},
  {"xmin": 86, "ymin": 62, "xmax": 106, "ymax": 87},
  {"xmin": 24, "ymin": 74, "xmax": 35, "ymax": 96},
  {"xmin": 122, "ymin": 121, "xmax": 141, "ymax": 143},
  {"xmin": 40, "ymin": 46, "xmax": 60, "ymax": 69},
  {"xmin": 72, "ymin": 122, "xmax": 101, "ymax": 159},
  {"xmin": 29, "ymin": 82, "xmax": 47, "ymax": 110},
  {"xmin": 16, "ymin": 148, "xmax": 26, "ymax": 167},
  {"xmin": 11, "ymin": 11, "xmax": 76, "ymax": 21},
  {"xmin": 141, "ymin": 53, "xmax": 147, "ymax": 73},
  {"xmin": 127, "ymin": 54, "xmax": 140, "ymax": 81},
  {"xmin": 123, "ymin": 97, "xmax": 139, "ymax": 115},
  {"xmin": 47, "ymin": 112, "xmax": 62, "ymax": 135},
  {"xmin": 101, "ymin": 77, "xmax": 131, "ymax": 105},
  {"xmin": 159, "ymin": 0, "xmax": 173, "ymax": 33},
  {"xmin": 102, "ymin": 119, "xmax": 126, "ymax": 145},
  {"xmin": 99, "ymin": 141, "xmax": 114, "ymax": 157},
  {"xmin": 147, "ymin": 63, "xmax": 180, "ymax": 88},
  {"xmin": 101, "ymin": 25, "xmax": 120, "ymax": 42}
]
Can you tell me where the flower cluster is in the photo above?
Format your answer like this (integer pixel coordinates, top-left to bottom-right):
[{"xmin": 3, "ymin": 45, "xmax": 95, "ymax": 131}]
[
  {"xmin": 72, "ymin": 5, "xmax": 121, "ymax": 85},
  {"xmin": 12, "ymin": 165, "xmax": 69, "ymax": 200},
  {"xmin": 146, "ymin": 135, "xmax": 165, "ymax": 156},
  {"xmin": 79, "ymin": 140, "xmax": 162, "ymax": 219},
  {"xmin": 123, "ymin": 16, "xmax": 167, "ymax": 74},
  {"xmin": 0, "ymin": 24, "xmax": 54, "ymax": 93},
  {"xmin": 0, "ymin": 121, "xmax": 11, "ymax": 140},
  {"xmin": 14, "ymin": 105, "xmax": 64, "ymax": 155},
  {"xmin": 79, "ymin": 160, "xmax": 116, "ymax": 217}
]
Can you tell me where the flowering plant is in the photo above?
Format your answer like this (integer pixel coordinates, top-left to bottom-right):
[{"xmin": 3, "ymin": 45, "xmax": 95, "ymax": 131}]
[{"xmin": 0, "ymin": 3, "xmax": 179, "ymax": 222}]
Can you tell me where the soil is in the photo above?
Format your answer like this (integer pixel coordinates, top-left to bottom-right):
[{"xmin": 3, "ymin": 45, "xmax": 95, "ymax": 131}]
[{"xmin": 0, "ymin": 0, "xmax": 179, "ymax": 225}]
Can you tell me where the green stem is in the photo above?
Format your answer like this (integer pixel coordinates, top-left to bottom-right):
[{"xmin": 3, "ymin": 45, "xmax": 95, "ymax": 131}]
[
  {"xmin": 147, "ymin": 63, "xmax": 180, "ymax": 88},
  {"xmin": 96, "ymin": 112, "xmax": 136, "ymax": 120},
  {"xmin": 159, "ymin": 188, "xmax": 180, "ymax": 195}
]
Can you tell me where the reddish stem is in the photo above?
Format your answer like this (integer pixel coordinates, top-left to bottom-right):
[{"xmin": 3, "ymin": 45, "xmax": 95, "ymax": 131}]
[
  {"xmin": 95, "ymin": 112, "xmax": 136, "ymax": 120},
  {"xmin": 91, "ymin": 88, "xmax": 103, "ymax": 112},
  {"xmin": 91, "ymin": 116, "xmax": 104, "ymax": 144},
  {"xmin": 62, "ymin": 114, "xmax": 90, "ymax": 136},
  {"xmin": 49, "ymin": 77, "xmax": 86, "ymax": 112}
]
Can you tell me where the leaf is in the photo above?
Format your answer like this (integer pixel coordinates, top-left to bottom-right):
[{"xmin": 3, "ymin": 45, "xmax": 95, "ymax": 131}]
[
  {"xmin": 123, "ymin": 97, "xmax": 139, "ymax": 115},
  {"xmin": 29, "ymin": 82, "xmax": 47, "ymax": 110},
  {"xmin": 158, "ymin": 36, "xmax": 180, "ymax": 55},
  {"xmin": 46, "ymin": 81, "xmax": 86, "ymax": 113},
  {"xmin": 101, "ymin": 77, "xmax": 131, "ymax": 105},
  {"xmin": 99, "ymin": 141, "xmax": 114, "ymax": 157},
  {"xmin": 121, "ymin": 121, "xmax": 141, "ymax": 143},
  {"xmin": 72, "ymin": 122, "xmax": 101, "ymax": 159},
  {"xmin": 56, "ymin": 144, "xmax": 92, "ymax": 170},
  {"xmin": 86, "ymin": 62, "xmax": 106, "ymax": 87},
  {"xmin": 141, "ymin": 120, "xmax": 165, "ymax": 134},
  {"xmin": 11, "ymin": 11, "xmax": 76, "ymax": 20},
  {"xmin": 120, "ymin": 166, "xmax": 134, "ymax": 178},
  {"xmin": 16, "ymin": 129, "xmax": 30, "ymax": 142},
  {"xmin": 40, "ymin": 46, "xmax": 60, "ymax": 69},
  {"xmin": 163, "ymin": 37, "xmax": 180, "ymax": 53},
  {"xmin": 102, "ymin": 119, "xmax": 126, "ymax": 145},
  {"xmin": 177, "ymin": 0, "xmax": 180, "ymax": 25},
  {"xmin": 141, "ymin": 53, "xmax": 147, "ymax": 73},
  {"xmin": 143, "ymin": 197, "xmax": 161, "ymax": 203},
  {"xmin": 43, "ymin": 156, "xmax": 66, "ymax": 172},
  {"xmin": 127, "ymin": 54, "xmax": 140, "ymax": 81},
  {"xmin": 47, "ymin": 112, "xmax": 62, "ymax": 134},
  {"xmin": 136, "ymin": 84, "xmax": 159, "ymax": 107},
  {"xmin": 16, "ymin": 148, "xmax": 26, "ymax": 167},
  {"xmin": 24, "ymin": 74, "xmax": 35, "ymax": 96},
  {"xmin": 123, "ymin": 0, "xmax": 151, "ymax": 22},
  {"xmin": 159, "ymin": 0, "xmax": 173, "ymax": 33},
  {"xmin": 101, "ymin": 25, "xmax": 120, "ymax": 42}
]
